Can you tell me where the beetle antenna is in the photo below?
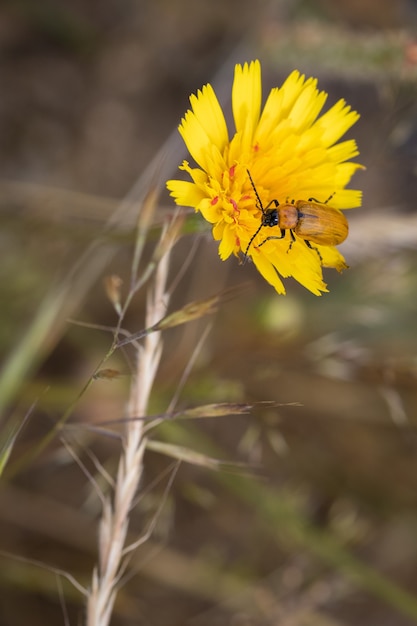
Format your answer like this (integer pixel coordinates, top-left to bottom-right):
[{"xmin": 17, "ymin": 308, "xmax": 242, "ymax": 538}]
[
  {"xmin": 246, "ymin": 169, "xmax": 265, "ymax": 214},
  {"xmin": 244, "ymin": 169, "xmax": 266, "ymax": 259},
  {"xmin": 244, "ymin": 222, "xmax": 264, "ymax": 258}
]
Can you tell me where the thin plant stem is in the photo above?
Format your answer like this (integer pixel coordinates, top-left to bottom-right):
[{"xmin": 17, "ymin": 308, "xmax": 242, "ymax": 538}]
[{"xmin": 86, "ymin": 248, "xmax": 170, "ymax": 626}]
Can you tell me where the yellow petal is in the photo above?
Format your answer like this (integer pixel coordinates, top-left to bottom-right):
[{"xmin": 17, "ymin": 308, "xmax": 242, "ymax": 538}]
[
  {"xmin": 318, "ymin": 245, "xmax": 348, "ymax": 271},
  {"xmin": 285, "ymin": 246, "xmax": 328, "ymax": 295},
  {"xmin": 327, "ymin": 139, "xmax": 360, "ymax": 163},
  {"xmin": 188, "ymin": 84, "xmax": 229, "ymax": 150},
  {"xmin": 289, "ymin": 82, "xmax": 327, "ymax": 132},
  {"xmin": 232, "ymin": 61, "xmax": 262, "ymax": 153},
  {"xmin": 314, "ymin": 100, "xmax": 360, "ymax": 146},
  {"xmin": 179, "ymin": 87, "xmax": 228, "ymax": 173},
  {"xmin": 252, "ymin": 252, "xmax": 287, "ymax": 295},
  {"xmin": 166, "ymin": 180, "xmax": 205, "ymax": 207},
  {"xmin": 218, "ymin": 227, "xmax": 237, "ymax": 260}
]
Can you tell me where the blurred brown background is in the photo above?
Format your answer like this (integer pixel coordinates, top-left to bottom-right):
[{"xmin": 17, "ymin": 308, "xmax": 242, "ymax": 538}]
[{"xmin": 1, "ymin": 0, "xmax": 417, "ymax": 625}]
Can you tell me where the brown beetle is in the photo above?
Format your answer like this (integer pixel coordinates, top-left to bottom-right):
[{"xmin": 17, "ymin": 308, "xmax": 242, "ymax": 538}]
[{"xmin": 244, "ymin": 170, "xmax": 348, "ymax": 257}]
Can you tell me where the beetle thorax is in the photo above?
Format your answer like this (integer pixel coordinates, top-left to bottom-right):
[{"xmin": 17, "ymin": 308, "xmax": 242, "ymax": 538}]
[{"xmin": 277, "ymin": 205, "xmax": 298, "ymax": 230}]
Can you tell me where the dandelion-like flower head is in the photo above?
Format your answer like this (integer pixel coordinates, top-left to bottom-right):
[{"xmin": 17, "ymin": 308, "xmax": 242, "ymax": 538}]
[{"xmin": 167, "ymin": 60, "xmax": 363, "ymax": 295}]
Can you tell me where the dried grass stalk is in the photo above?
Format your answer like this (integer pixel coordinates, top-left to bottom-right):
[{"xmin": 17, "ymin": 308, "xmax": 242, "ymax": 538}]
[{"xmin": 86, "ymin": 249, "xmax": 170, "ymax": 626}]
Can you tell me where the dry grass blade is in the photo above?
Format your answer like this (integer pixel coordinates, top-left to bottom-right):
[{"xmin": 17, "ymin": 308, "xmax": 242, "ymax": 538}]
[
  {"xmin": 92, "ymin": 368, "xmax": 128, "ymax": 381},
  {"xmin": 117, "ymin": 284, "xmax": 247, "ymax": 347},
  {"xmin": 103, "ymin": 275, "xmax": 123, "ymax": 316},
  {"xmin": 86, "ymin": 225, "xmax": 172, "ymax": 626},
  {"xmin": 130, "ymin": 185, "xmax": 159, "ymax": 289},
  {"xmin": 0, "ymin": 550, "xmax": 88, "ymax": 598},
  {"xmin": 177, "ymin": 401, "xmax": 291, "ymax": 419},
  {"xmin": 179, "ymin": 403, "xmax": 254, "ymax": 419},
  {"xmin": 0, "ymin": 402, "xmax": 37, "ymax": 477},
  {"xmin": 158, "ymin": 283, "xmax": 248, "ymax": 322},
  {"xmin": 151, "ymin": 209, "xmax": 186, "ymax": 264},
  {"xmin": 146, "ymin": 440, "xmax": 224, "ymax": 470},
  {"xmin": 154, "ymin": 295, "xmax": 225, "ymax": 329}
]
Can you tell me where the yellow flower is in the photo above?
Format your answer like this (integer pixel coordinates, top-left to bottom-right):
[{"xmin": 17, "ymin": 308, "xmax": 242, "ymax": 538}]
[{"xmin": 166, "ymin": 60, "xmax": 363, "ymax": 295}]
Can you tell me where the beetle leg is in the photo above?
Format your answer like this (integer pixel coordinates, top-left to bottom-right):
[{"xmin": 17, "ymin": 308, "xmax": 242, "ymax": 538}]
[
  {"xmin": 308, "ymin": 193, "xmax": 335, "ymax": 204},
  {"xmin": 264, "ymin": 199, "xmax": 279, "ymax": 210},
  {"xmin": 286, "ymin": 236, "xmax": 323, "ymax": 264},
  {"xmin": 257, "ymin": 228, "xmax": 286, "ymax": 248},
  {"xmin": 305, "ymin": 239, "xmax": 323, "ymax": 263},
  {"xmin": 287, "ymin": 230, "xmax": 297, "ymax": 252}
]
